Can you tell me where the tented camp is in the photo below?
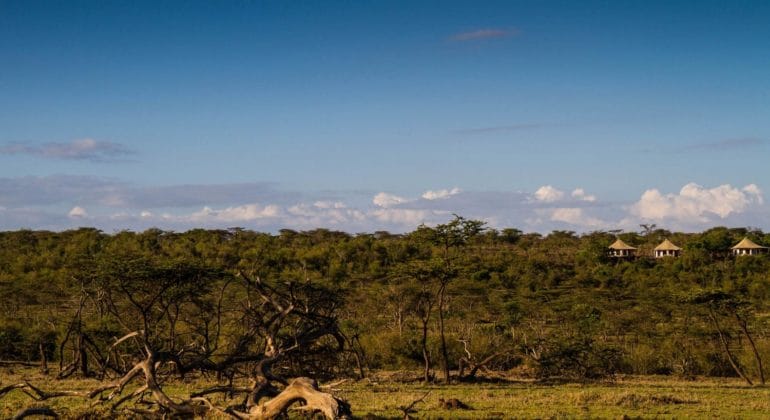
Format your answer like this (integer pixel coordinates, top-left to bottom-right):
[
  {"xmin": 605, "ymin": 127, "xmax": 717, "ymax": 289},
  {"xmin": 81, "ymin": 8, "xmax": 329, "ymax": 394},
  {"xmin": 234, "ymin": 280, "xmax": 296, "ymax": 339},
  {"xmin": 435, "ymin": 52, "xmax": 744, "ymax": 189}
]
[
  {"xmin": 608, "ymin": 239, "xmax": 636, "ymax": 258},
  {"xmin": 731, "ymin": 237, "xmax": 768, "ymax": 256},
  {"xmin": 654, "ymin": 239, "xmax": 682, "ymax": 258}
]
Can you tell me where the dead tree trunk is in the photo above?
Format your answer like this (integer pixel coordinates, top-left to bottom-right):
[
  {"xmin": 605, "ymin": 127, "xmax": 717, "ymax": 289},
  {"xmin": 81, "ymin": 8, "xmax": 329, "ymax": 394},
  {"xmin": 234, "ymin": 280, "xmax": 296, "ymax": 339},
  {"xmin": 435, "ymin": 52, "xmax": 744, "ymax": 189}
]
[
  {"xmin": 437, "ymin": 281, "xmax": 450, "ymax": 384},
  {"xmin": 344, "ymin": 333, "xmax": 368, "ymax": 379},
  {"xmin": 457, "ymin": 339, "xmax": 506, "ymax": 381},
  {"xmin": 38, "ymin": 342, "xmax": 48, "ymax": 375},
  {"xmin": 419, "ymin": 307, "xmax": 432, "ymax": 383},
  {"xmin": 245, "ymin": 377, "xmax": 350, "ymax": 419},
  {"xmin": 78, "ymin": 334, "xmax": 89, "ymax": 377}
]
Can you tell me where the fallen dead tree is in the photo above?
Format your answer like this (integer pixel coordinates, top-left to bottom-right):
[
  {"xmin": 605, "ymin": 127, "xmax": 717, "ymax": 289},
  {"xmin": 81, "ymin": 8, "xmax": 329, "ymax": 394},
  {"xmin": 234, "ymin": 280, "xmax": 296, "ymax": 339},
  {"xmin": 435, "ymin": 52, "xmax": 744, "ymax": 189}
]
[
  {"xmin": 211, "ymin": 377, "xmax": 351, "ymax": 419},
  {"xmin": 3, "ymin": 257, "xmax": 352, "ymax": 419},
  {"xmin": 457, "ymin": 339, "xmax": 511, "ymax": 381},
  {"xmin": 0, "ymin": 381, "xmax": 91, "ymax": 400}
]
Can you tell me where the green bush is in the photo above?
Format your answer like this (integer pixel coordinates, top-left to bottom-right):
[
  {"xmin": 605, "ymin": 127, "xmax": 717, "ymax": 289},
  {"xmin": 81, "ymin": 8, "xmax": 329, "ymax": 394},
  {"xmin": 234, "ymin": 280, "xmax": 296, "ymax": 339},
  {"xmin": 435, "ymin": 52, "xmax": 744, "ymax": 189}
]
[{"xmin": 534, "ymin": 337, "xmax": 623, "ymax": 379}]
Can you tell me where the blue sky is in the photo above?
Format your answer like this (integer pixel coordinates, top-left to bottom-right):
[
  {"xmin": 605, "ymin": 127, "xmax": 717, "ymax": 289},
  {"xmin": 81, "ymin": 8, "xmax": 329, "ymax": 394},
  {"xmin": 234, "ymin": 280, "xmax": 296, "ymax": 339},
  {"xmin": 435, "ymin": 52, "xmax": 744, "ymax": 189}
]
[{"xmin": 1, "ymin": 0, "xmax": 768, "ymax": 233}]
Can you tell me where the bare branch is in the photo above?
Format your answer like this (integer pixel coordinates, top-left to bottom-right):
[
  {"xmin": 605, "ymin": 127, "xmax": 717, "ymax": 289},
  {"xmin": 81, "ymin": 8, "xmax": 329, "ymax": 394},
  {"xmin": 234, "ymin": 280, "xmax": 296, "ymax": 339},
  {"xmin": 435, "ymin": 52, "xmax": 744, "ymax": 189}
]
[
  {"xmin": 12, "ymin": 407, "xmax": 59, "ymax": 419},
  {"xmin": 398, "ymin": 391, "xmax": 431, "ymax": 420}
]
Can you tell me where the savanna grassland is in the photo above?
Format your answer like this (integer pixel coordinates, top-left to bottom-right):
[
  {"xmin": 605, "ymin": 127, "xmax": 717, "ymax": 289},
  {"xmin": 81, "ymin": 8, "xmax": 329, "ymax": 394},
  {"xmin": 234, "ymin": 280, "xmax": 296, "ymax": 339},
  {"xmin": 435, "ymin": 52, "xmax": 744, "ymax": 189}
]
[
  {"xmin": 1, "ymin": 219, "xmax": 770, "ymax": 418},
  {"xmin": 3, "ymin": 368, "xmax": 770, "ymax": 418}
]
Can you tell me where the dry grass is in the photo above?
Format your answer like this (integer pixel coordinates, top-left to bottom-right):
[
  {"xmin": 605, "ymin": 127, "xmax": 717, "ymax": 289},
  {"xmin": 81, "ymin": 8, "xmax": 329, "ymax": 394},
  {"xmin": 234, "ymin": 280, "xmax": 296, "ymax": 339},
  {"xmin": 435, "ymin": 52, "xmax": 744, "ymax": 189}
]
[{"xmin": 2, "ymin": 367, "xmax": 770, "ymax": 418}]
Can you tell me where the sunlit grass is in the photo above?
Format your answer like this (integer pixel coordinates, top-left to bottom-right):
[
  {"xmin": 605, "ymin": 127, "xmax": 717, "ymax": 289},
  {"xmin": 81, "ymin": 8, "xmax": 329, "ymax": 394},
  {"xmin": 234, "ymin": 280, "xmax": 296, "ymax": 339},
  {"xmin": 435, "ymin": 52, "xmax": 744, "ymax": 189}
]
[{"xmin": 2, "ymin": 368, "xmax": 769, "ymax": 418}]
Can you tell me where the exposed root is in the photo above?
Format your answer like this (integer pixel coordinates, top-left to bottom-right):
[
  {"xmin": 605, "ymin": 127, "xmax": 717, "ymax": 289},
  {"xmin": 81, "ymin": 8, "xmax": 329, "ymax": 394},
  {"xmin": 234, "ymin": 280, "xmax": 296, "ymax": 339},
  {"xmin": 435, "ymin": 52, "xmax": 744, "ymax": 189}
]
[{"xmin": 245, "ymin": 377, "xmax": 351, "ymax": 419}]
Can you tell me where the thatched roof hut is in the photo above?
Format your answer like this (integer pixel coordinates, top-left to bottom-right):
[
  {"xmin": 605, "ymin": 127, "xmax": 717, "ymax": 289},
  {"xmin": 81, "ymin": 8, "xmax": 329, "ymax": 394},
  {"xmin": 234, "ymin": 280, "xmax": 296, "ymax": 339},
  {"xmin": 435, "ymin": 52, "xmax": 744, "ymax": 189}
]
[
  {"xmin": 608, "ymin": 239, "xmax": 636, "ymax": 258},
  {"xmin": 654, "ymin": 239, "xmax": 681, "ymax": 258},
  {"xmin": 731, "ymin": 237, "xmax": 768, "ymax": 256}
]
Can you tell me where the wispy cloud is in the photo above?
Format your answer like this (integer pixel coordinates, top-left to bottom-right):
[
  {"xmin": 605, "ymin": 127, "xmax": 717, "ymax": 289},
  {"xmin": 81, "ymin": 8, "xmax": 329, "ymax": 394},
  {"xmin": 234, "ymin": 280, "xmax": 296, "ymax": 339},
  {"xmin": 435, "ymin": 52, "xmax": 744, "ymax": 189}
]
[
  {"xmin": 452, "ymin": 123, "xmax": 551, "ymax": 135},
  {"xmin": 0, "ymin": 176, "xmax": 294, "ymax": 208},
  {"xmin": 0, "ymin": 139, "xmax": 135, "ymax": 162},
  {"xmin": 680, "ymin": 138, "xmax": 766, "ymax": 152},
  {"xmin": 449, "ymin": 28, "xmax": 518, "ymax": 42}
]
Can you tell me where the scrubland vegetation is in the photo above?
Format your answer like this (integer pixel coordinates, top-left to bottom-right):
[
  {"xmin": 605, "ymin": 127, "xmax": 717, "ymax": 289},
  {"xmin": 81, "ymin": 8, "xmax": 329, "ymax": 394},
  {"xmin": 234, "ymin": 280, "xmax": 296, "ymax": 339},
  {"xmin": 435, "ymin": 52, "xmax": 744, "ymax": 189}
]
[{"xmin": 1, "ymin": 218, "xmax": 770, "ymax": 417}]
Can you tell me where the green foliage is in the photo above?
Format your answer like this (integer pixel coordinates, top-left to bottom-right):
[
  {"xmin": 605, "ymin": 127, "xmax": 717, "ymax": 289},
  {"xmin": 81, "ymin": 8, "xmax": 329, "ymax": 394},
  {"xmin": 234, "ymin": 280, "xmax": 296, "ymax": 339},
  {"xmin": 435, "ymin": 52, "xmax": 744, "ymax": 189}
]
[
  {"xmin": 1, "ymin": 223, "xmax": 769, "ymax": 382},
  {"xmin": 0, "ymin": 321, "xmax": 56, "ymax": 361},
  {"xmin": 534, "ymin": 336, "xmax": 623, "ymax": 379}
]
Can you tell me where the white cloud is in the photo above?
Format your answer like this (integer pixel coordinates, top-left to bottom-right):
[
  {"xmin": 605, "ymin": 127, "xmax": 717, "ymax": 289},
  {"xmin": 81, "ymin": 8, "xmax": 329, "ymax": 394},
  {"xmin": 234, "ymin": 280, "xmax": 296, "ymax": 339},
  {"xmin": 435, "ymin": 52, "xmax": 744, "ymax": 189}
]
[
  {"xmin": 571, "ymin": 188, "xmax": 596, "ymax": 202},
  {"xmin": 188, "ymin": 204, "xmax": 281, "ymax": 223},
  {"xmin": 631, "ymin": 183, "xmax": 763, "ymax": 222},
  {"xmin": 743, "ymin": 184, "xmax": 764, "ymax": 204},
  {"xmin": 287, "ymin": 204, "xmax": 316, "ymax": 217},
  {"xmin": 286, "ymin": 202, "xmax": 366, "ymax": 226},
  {"xmin": 422, "ymin": 187, "xmax": 461, "ymax": 200},
  {"xmin": 373, "ymin": 192, "xmax": 409, "ymax": 208},
  {"xmin": 313, "ymin": 201, "xmax": 346, "ymax": 209},
  {"xmin": 2, "ymin": 175, "xmax": 767, "ymax": 234},
  {"xmin": 68, "ymin": 206, "xmax": 88, "ymax": 219},
  {"xmin": 534, "ymin": 185, "xmax": 565, "ymax": 202},
  {"xmin": 371, "ymin": 208, "xmax": 440, "ymax": 226}
]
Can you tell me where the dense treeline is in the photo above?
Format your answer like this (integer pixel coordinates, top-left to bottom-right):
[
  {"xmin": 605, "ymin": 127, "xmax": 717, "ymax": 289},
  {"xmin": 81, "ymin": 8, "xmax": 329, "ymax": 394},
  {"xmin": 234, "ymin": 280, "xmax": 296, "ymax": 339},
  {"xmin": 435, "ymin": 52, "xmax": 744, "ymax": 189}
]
[{"xmin": 2, "ymin": 220, "xmax": 770, "ymax": 383}]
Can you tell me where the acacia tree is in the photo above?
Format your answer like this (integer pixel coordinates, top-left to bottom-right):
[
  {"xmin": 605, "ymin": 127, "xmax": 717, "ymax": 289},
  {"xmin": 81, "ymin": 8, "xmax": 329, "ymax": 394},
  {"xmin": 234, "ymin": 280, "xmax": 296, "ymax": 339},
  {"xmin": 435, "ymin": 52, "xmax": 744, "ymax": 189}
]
[
  {"xmin": 393, "ymin": 260, "xmax": 442, "ymax": 383},
  {"xmin": 411, "ymin": 216, "xmax": 485, "ymax": 383},
  {"xmin": 683, "ymin": 290, "xmax": 765, "ymax": 385}
]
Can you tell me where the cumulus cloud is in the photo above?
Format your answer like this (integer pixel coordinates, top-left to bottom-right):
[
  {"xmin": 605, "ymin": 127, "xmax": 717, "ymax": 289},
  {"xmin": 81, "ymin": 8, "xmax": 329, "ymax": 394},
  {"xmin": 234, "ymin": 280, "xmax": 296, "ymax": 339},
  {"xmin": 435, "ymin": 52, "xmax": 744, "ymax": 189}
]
[
  {"xmin": 743, "ymin": 184, "xmax": 764, "ymax": 203},
  {"xmin": 422, "ymin": 187, "xmax": 461, "ymax": 200},
  {"xmin": 373, "ymin": 192, "xmax": 409, "ymax": 208},
  {"xmin": 0, "ymin": 139, "xmax": 135, "ymax": 162},
  {"xmin": 450, "ymin": 28, "xmax": 518, "ymax": 41},
  {"xmin": 631, "ymin": 183, "xmax": 763, "ymax": 223},
  {"xmin": 534, "ymin": 185, "xmax": 565, "ymax": 202},
  {"xmin": 188, "ymin": 204, "xmax": 282, "ymax": 223},
  {"xmin": 571, "ymin": 188, "xmax": 597, "ymax": 202},
  {"xmin": 1, "ymin": 175, "xmax": 767, "ymax": 233},
  {"xmin": 68, "ymin": 206, "xmax": 88, "ymax": 218}
]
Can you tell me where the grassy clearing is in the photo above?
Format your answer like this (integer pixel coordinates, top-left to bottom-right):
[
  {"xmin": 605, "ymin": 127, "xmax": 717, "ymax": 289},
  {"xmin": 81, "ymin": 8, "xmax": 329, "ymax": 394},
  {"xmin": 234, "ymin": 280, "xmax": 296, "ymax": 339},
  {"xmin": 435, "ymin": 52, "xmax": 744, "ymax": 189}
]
[
  {"xmin": 339, "ymin": 373, "xmax": 770, "ymax": 419},
  {"xmin": 2, "ymin": 367, "xmax": 769, "ymax": 418}
]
